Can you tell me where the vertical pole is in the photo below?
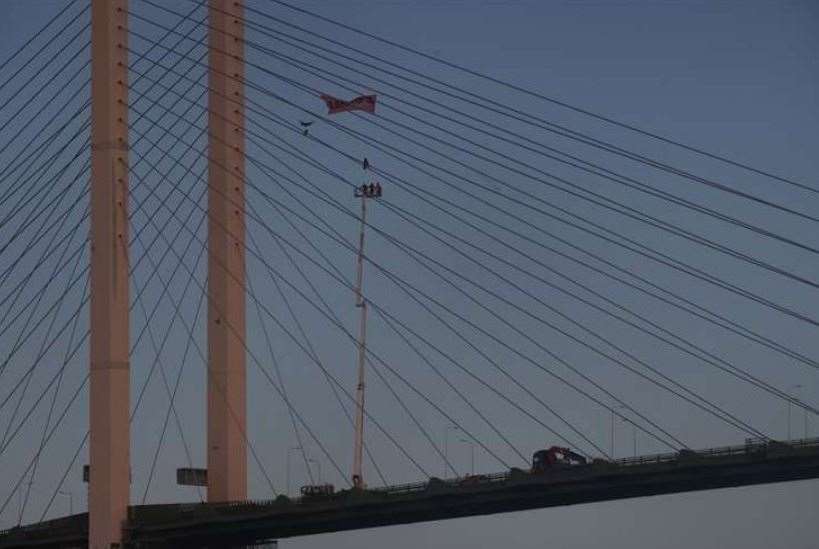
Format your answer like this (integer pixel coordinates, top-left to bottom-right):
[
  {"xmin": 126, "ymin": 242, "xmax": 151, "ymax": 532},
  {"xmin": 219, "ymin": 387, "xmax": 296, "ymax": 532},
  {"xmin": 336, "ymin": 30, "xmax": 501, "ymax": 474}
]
[
  {"xmin": 471, "ymin": 443, "xmax": 475, "ymax": 475},
  {"xmin": 610, "ymin": 410, "xmax": 615, "ymax": 458},
  {"xmin": 805, "ymin": 399, "xmax": 809, "ymax": 439},
  {"xmin": 352, "ymin": 194, "xmax": 367, "ymax": 490},
  {"xmin": 444, "ymin": 428, "xmax": 449, "ymax": 477},
  {"xmin": 443, "ymin": 428, "xmax": 448, "ymax": 477},
  {"xmin": 805, "ymin": 407, "xmax": 809, "ymax": 439},
  {"xmin": 89, "ymin": 1, "xmax": 130, "ymax": 546},
  {"xmin": 467, "ymin": 442, "xmax": 475, "ymax": 475},
  {"xmin": 286, "ymin": 450, "xmax": 292, "ymax": 496},
  {"xmin": 444, "ymin": 425, "xmax": 459, "ymax": 477},
  {"xmin": 787, "ymin": 400, "xmax": 792, "ymax": 440},
  {"xmin": 207, "ymin": 0, "xmax": 247, "ymax": 502}
]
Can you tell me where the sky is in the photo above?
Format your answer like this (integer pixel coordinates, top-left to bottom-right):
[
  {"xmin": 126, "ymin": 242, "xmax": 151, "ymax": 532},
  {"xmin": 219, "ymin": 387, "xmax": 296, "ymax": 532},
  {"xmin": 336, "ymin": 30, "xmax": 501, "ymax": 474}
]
[{"xmin": 0, "ymin": 0, "xmax": 818, "ymax": 547}]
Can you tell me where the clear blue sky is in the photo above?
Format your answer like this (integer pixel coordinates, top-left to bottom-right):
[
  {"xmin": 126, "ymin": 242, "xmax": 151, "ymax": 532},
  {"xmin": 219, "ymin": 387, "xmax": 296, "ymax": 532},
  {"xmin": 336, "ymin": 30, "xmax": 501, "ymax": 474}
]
[{"xmin": 0, "ymin": 1, "xmax": 817, "ymax": 547}]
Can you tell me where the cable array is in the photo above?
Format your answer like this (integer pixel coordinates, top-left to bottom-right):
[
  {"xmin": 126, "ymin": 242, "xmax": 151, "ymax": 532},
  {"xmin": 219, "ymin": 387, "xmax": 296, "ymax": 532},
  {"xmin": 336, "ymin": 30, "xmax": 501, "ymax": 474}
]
[{"xmin": 0, "ymin": 0, "xmax": 815, "ymax": 529}]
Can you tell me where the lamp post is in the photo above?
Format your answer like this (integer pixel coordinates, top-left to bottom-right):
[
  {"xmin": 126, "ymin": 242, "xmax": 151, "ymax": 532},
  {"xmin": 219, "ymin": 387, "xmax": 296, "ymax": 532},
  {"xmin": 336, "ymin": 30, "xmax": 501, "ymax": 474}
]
[
  {"xmin": 57, "ymin": 490, "xmax": 74, "ymax": 515},
  {"xmin": 459, "ymin": 439, "xmax": 475, "ymax": 475},
  {"xmin": 308, "ymin": 459, "xmax": 322, "ymax": 485},
  {"xmin": 611, "ymin": 405, "xmax": 624, "ymax": 459},
  {"xmin": 444, "ymin": 425, "xmax": 460, "ymax": 477},
  {"xmin": 17, "ymin": 488, "xmax": 23, "ymax": 524},
  {"xmin": 788, "ymin": 384, "xmax": 803, "ymax": 441},
  {"xmin": 286, "ymin": 446, "xmax": 302, "ymax": 496},
  {"xmin": 620, "ymin": 417, "xmax": 637, "ymax": 457},
  {"xmin": 610, "ymin": 409, "xmax": 615, "ymax": 459},
  {"xmin": 18, "ymin": 481, "xmax": 34, "ymax": 523},
  {"xmin": 788, "ymin": 384, "xmax": 808, "ymax": 440},
  {"xmin": 803, "ymin": 390, "xmax": 809, "ymax": 439},
  {"xmin": 611, "ymin": 404, "xmax": 631, "ymax": 459}
]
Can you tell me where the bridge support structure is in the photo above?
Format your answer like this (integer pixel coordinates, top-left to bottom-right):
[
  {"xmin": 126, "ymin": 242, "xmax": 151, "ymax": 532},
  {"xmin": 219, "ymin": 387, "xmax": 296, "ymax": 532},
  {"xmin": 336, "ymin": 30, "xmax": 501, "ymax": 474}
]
[
  {"xmin": 207, "ymin": 0, "xmax": 248, "ymax": 503},
  {"xmin": 89, "ymin": 0, "xmax": 130, "ymax": 547}
]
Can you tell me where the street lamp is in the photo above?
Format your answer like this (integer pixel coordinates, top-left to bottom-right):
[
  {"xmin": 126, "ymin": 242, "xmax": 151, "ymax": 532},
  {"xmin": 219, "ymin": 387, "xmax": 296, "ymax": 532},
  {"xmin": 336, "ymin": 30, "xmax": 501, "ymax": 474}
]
[
  {"xmin": 620, "ymin": 417, "xmax": 637, "ymax": 457},
  {"xmin": 803, "ymin": 392, "xmax": 810, "ymax": 439},
  {"xmin": 459, "ymin": 439, "xmax": 475, "ymax": 475},
  {"xmin": 18, "ymin": 481, "xmax": 34, "ymax": 523},
  {"xmin": 286, "ymin": 446, "xmax": 303, "ymax": 496},
  {"xmin": 57, "ymin": 490, "xmax": 73, "ymax": 515},
  {"xmin": 610, "ymin": 405, "xmax": 627, "ymax": 459},
  {"xmin": 444, "ymin": 425, "xmax": 460, "ymax": 477},
  {"xmin": 788, "ymin": 385, "xmax": 803, "ymax": 441},
  {"xmin": 610, "ymin": 409, "xmax": 615, "ymax": 459},
  {"xmin": 308, "ymin": 459, "xmax": 322, "ymax": 485}
]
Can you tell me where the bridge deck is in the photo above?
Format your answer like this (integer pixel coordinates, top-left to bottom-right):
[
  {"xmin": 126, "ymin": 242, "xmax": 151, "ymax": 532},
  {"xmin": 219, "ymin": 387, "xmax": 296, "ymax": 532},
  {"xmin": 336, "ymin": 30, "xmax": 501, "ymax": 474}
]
[{"xmin": 3, "ymin": 438, "xmax": 819, "ymax": 548}]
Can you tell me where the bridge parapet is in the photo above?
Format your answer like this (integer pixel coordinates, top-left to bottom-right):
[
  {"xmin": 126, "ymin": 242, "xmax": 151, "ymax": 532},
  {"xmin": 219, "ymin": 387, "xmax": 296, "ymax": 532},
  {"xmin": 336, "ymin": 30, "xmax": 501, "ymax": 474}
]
[{"xmin": 3, "ymin": 438, "xmax": 819, "ymax": 547}]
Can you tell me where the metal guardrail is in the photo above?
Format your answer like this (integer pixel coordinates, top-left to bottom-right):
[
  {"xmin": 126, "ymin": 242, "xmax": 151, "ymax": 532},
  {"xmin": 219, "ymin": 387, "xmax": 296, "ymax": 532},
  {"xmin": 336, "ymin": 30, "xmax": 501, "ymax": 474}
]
[
  {"xmin": 360, "ymin": 438, "xmax": 819, "ymax": 499},
  {"xmin": 5, "ymin": 437, "xmax": 819, "ymax": 538},
  {"xmin": 295, "ymin": 437, "xmax": 817, "ymax": 502},
  {"xmin": 0, "ymin": 513, "xmax": 87, "ymax": 538},
  {"xmin": 613, "ymin": 436, "xmax": 819, "ymax": 468},
  {"xmin": 132, "ymin": 437, "xmax": 819, "ymax": 520}
]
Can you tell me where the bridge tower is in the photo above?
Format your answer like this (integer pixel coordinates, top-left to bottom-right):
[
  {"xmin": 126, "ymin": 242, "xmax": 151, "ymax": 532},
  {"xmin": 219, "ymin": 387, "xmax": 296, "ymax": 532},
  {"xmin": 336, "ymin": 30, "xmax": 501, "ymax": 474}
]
[
  {"xmin": 89, "ymin": 0, "xmax": 130, "ymax": 547},
  {"xmin": 206, "ymin": 0, "xmax": 248, "ymax": 502}
]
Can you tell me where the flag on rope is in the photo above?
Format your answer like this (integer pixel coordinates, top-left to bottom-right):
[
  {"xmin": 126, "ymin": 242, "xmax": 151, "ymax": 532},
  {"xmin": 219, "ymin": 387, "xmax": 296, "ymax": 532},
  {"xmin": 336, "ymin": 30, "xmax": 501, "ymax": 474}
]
[{"xmin": 320, "ymin": 93, "xmax": 377, "ymax": 115}]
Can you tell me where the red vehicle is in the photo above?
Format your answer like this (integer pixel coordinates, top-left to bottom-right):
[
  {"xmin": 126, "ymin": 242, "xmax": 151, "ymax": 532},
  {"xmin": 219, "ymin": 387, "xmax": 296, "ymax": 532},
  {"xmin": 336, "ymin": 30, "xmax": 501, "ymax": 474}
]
[{"xmin": 531, "ymin": 446, "xmax": 587, "ymax": 473}]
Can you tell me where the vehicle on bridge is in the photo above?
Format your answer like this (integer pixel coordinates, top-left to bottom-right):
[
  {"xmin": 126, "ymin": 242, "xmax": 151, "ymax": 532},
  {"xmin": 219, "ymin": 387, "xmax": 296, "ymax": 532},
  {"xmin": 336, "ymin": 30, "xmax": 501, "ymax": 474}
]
[
  {"xmin": 532, "ymin": 446, "xmax": 588, "ymax": 473},
  {"xmin": 300, "ymin": 484, "xmax": 335, "ymax": 499}
]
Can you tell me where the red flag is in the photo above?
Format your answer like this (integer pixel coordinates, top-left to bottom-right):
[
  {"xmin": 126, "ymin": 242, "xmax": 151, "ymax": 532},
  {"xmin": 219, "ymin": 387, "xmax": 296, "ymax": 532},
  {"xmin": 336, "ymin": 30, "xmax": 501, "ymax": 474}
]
[{"xmin": 320, "ymin": 94, "xmax": 377, "ymax": 115}]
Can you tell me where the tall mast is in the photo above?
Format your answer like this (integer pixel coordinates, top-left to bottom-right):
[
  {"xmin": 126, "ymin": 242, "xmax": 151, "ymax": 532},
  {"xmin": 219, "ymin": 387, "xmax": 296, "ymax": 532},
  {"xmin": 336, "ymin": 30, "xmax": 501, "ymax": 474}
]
[
  {"xmin": 352, "ymin": 192, "xmax": 368, "ymax": 490},
  {"xmin": 352, "ymin": 178, "xmax": 381, "ymax": 489}
]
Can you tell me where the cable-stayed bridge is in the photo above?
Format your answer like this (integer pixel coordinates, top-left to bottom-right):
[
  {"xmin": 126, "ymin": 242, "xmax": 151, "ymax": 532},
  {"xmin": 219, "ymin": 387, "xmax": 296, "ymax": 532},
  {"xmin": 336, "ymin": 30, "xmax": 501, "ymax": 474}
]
[{"xmin": 0, "ymin": 1, "xmax": 816, "ymax": 548}]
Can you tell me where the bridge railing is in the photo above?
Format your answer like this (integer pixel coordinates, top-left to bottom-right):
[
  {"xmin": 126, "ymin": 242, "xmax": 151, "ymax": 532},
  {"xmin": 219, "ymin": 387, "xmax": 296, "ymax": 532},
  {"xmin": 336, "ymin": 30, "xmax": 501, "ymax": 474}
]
[
  {"xmin": 0, "ymin": 513, "xmax": 87, "ymax": 539},
  {"xmin": 12, "ymin": 437, "xmax": 819, "ymax": 536},
  {"xmin": 614, "ymin": 436, "xmax": 819, "ymax": 468},
  {"xmin": 147, "ymin": 437, "xmax": 819, "ymax": 516},
  {"xmin": 325, "ymin": 437, "xmax": 819, "ymax": 501}
]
